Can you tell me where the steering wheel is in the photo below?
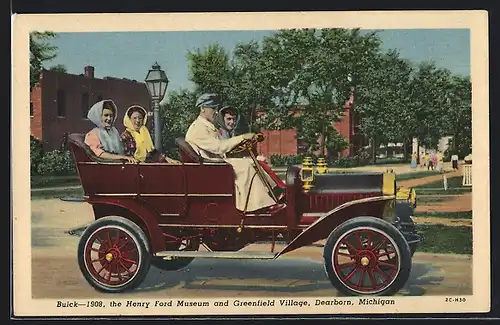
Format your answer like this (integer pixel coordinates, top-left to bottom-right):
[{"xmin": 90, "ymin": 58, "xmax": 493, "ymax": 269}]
[{"xmin": 227, "ymin": 133, "xmax": 265, "ymax": 155}]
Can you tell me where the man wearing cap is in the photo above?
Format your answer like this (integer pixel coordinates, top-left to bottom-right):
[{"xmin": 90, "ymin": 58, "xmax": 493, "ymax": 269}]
[{"xmin": 185, "ymin": 93, "xmax": 285, "ymax": 213}]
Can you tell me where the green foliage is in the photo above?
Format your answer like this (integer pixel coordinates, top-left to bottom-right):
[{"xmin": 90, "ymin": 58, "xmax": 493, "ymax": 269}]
[
  {"xmin": 416, "ymin": 211, "xmax": 472, "ymax": 219},
  {"xmin": 30, "ymin": 31, "xmax": 67, "ymax": 89},
  {"xmin": 416, "ymin": 196, "xmax": 454, "ymax": 203},
  {"xmin": 36, "ymin": 150, "xmax": 75, "ymax": 176},
  {"xmin": 269, "ymin": 151, "xmax": 371, "ymax": 168},
  {"xmin": 30, "ymin": 135, "xmax": 76, "ymax": 176},
  {"xmin": 30, "ymin": 31, "xmax": 57, "ymax": 88},
  {"xmin": 30, "ymin": 136, "xmax": 44, "ymax": 175},
  {"xmin": 414, "ymin": 176, "xmax": 465, "ymax": 188},
  {"xmin": 415, "ymin": 187, "xmax": 472, "ymax": 195},
  {"xmin": 170, "ymin": 28, "xmax": 471, "ymax": 163},
  {"xmin": 394, "ymin": 170, "xmax": 441, "ymax": 181},
  {"xmin": 160, "ymin": 89, "xmax": 200, "ymax": 159},
  {"xmin": 31, "ymin": 175, "xmax": 81, "ymax": 189}
]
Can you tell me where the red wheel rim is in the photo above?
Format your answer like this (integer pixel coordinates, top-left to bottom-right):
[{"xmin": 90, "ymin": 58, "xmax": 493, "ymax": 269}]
[
  {"xmin": 83, "ymin": 226, "xmax": 142, "ymax": 288},
  {"xmin": 332, "ymin": 226, "xmax": 400, "ymax": 294}
]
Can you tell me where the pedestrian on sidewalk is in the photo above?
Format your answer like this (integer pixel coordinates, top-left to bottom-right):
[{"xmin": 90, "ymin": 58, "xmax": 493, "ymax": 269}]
[{"xmin": 451, "ymin": 153, "xmax": 459, "ymax": 170}]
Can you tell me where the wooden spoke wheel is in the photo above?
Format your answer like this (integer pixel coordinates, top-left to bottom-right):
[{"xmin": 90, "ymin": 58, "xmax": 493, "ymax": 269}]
[
  {"xmin": 323, "ymin": 217, "xmax": 412, "ymax": 296},
  {"xmin": 77, "ymin": 216, "xmax": 151, "ymax": 293}
]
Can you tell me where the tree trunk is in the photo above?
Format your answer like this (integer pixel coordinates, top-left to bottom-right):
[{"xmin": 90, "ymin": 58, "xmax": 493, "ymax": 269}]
[
  {"xmin": 320, "ymin": 123, "xmax": 326, "ymax": 157},
  {"xmin": 371, "ymin": 136, "xmax": 377, "ymax": 164}
]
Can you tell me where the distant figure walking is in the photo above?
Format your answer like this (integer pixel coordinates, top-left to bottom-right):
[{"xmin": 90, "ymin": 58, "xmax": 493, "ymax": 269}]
[
  {"xmin": 451, "ymin": 153, "xmax": 459, "ymax": 170},
  {"xmin": 436, "ymin": 152, "xmax": 444, "ymax": 172},
  {"xmin": 410, "ymin": 152, "xmax": 418, "ymax": 168}
]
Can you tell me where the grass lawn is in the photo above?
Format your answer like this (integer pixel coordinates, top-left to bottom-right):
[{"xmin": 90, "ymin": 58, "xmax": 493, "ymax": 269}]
[
  {"xmin": 415, "ymin": 187, "xmax": 472, "ymax": 195},
  {"xmin": 395, "ymin": 170, "xmax": 442, "ymax": 181},
  {"xmin": 415, "ymin": 224, "xmax": 472, "ymax": 255},
  {"xmin": 414, "ymin": 211, "xmax": 472, "ymax": 219},
  {"xmin": 417, "ymin": 196, "xmax": 455, "ymax": 203},
  {"xmin": 414, "ymin": 176, "xmax": 464, "ymax": 189},
  {"xmin": 31, "ymin": 187, "xmax": 84, "ymax": 200},
  {"xmin": 31, "ymin": 175, "xmax": 80, "ymax": 188}
]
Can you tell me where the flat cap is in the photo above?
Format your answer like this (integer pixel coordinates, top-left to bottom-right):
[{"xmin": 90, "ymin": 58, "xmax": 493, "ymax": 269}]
[{"xmin": 195, "ymin": 93, "xmax": 222, "ymax": 109}]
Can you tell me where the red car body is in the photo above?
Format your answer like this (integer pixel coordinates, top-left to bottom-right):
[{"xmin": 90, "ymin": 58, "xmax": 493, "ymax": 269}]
[{"xmin": 67, "ymin": 133, "xmax": 422, "ymax": 296}]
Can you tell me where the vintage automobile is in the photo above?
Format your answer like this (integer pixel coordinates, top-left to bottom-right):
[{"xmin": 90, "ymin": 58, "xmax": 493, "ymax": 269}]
[{"xmin": 66, "ymin": 132, "xmax": 422, "ymax": 297}]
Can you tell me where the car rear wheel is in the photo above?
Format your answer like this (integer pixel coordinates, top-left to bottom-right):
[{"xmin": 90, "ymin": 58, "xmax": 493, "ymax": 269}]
[
  {"xmin": 323, "ymin": 216, "xmax": 412, "ymax": 296},
  {"xmin": 77, "ymin": 216, "xmax": 151, "ymax": 293}
]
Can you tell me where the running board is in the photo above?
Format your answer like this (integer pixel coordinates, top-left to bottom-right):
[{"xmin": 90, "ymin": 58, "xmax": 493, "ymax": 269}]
[{"xmin": 154, "ymin": 251, "xmax": 278, "ymax": 260}]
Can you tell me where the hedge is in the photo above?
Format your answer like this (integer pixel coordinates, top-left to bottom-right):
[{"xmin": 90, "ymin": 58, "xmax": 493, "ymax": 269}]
[
  {"xmin": 30, "ymin": 136, "xmax": 76, "ymax": 176},
  {"xmin": 269, "ymin": 150, "xmax": 380, "ymax": 168}
]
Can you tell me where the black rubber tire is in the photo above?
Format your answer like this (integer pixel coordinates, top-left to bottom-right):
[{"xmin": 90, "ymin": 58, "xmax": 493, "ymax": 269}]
[
  {"xmin": 77, "ymin": 216, "xmax": 151, "ymax": 293},
  {"xmin": 323, "ymin": 216, "xmax": 412, "ymax": 296},
  {"xmin": 395, "ymin": 200, "xmax": 419, "ymax": 258}
]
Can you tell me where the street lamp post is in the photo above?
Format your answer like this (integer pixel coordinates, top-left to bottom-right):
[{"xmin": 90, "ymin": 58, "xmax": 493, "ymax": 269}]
[{"xmin": 144, "ymin": 62, "xmax": 169, "ymax": 153}]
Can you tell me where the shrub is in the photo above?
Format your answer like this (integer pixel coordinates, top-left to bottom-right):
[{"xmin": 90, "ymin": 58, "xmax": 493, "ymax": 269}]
[
  {"xmin": 30, "ymin": 136, "xmax": 44, "ymax": 176},
  {"xmin": 269, "ymin": 152, "xmax": 372, "ymax": 168},
  {"xmin": 36, "ymin": 149, "xmax": 76, "ymax": 176}
]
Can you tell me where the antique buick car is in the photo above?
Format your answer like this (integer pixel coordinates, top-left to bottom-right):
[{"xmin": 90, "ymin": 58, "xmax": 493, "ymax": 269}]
[{"xmin": 66, "ymin": 132, "xmax": 422, "ymax": 297}]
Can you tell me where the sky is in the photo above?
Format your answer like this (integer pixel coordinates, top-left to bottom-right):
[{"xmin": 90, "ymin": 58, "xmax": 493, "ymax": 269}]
[{"xmin": 46, "ymin": 29, "xmax": 470, "ymax": 94}]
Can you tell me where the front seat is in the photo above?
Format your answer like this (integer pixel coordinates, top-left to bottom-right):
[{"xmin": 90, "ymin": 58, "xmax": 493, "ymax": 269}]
[{"xmin": 175, "ymin": 137, "xmax": 203, "ymax": 164}]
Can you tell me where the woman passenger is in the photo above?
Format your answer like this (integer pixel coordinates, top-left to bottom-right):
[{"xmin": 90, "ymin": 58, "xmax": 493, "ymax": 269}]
[
  {"xmin": 120, "ymin": 105, "xmax": 180, "ymax": 164},
  {"xmin": 84, "ymin": 100, "xmax": 137, "ymax": 163}
]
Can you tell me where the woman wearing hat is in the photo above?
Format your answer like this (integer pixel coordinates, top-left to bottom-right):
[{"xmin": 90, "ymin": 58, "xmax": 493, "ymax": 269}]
[
  {"xmin": 120, "ymin": 104, "xmax": 180, "ymax": 163},
  {"xmin": 216, "ymin": 105, "xmax": 240, "ymax": 140}
]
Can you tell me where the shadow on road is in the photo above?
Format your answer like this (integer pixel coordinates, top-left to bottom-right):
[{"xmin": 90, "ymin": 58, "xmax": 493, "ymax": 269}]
[
  {"xmin": 58, "ymin": 227, "xmax": 445, "ymax": 296},
  {"xmin": 133, "ymin": 258, "xmax": 444, "ymax": 296}
]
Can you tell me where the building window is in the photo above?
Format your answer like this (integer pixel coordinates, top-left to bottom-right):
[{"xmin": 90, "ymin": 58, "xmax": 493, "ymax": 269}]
[
  {"xmin": 30, "ymin": 102, "xmax": 34, "ymax": 117},
  {"xmin": 57, "ymin": 90, "xmax": 66, "ymax": 117},
  {"xmin": 82, "ymin": 92, "xmax": 89, "ymax": 118}
]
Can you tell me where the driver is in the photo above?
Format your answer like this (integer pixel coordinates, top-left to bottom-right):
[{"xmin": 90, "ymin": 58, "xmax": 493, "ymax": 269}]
[{"xmin": 185, "ymin": 93, "xmax": 285, "ymax": 214}]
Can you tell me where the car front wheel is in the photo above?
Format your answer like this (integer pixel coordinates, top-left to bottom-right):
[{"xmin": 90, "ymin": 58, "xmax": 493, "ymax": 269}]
[{"xmin": 323, "ymin": 216, "xmax": 412, "ymax": 296}]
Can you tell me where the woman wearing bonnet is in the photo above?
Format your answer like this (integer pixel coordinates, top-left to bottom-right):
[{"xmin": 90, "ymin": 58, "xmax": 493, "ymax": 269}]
[
  {"xmin": 84, "ymin": 99, "xmax": 137, "ymax": 163},
  {"xmin": 120, "ymin": 105, "xmax": 180, "ymax": 163}
]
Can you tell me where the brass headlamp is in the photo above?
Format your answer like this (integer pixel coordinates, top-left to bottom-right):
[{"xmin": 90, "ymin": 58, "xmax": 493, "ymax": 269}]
[
  {"xmin": 300, "ymin": 156, "xmax": 315, "ymax": 192},
  {"xmin": 316, "ymin": 157, "xmax": 328, "ymax": 174}
]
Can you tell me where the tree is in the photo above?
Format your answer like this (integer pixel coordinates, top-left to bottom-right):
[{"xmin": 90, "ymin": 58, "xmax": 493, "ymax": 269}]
[
  {"xmin": 441, "ymin": 75, "xmax": 472, "ymax": 157},
  {"xmin": 49, "ymin": 64, "xmax": 68, "ymax": 73},
  {"xmin": 259, "ymin": 28, "xmax": 383, "ymax": 156},
  {"xmin": 227, "ymin": 41, "xmax": 275, "ymax": 132},
  {"xmin": 187, "ymin": 42, "xmax": 277, "ymax": 133},
  {"xmin": 366, "ymin": 50, "xmax": 415, "ymax": 160},
  {"xmin": 187, "ymin": 44, "xmax": 232, "ymax": 99},
  {"xmin": 160, "ymin": 89, "xmax": 200, "ymax": 159},
  {"xmin": 30, "ymin": 31, "xmax": 66, "ymax": 89},
  {"xmin": 409, "ymin": 61, "xmax": 453, "ymax": 151}
]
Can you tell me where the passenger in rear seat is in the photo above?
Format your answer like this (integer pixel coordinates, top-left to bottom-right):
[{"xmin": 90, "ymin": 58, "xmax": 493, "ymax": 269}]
[{"xmin": 84, "ymin": 99, "xmax": 137, "ymax": 163}]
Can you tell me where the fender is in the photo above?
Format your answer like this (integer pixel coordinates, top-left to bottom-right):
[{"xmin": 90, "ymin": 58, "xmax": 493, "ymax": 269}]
[
  {"xmin": 276, "ymin": 195, "xmax": 395, "ymax": 257},
  {"xmin": 87, "ymin": 197, "xmax": 166, "ymax": 253}
]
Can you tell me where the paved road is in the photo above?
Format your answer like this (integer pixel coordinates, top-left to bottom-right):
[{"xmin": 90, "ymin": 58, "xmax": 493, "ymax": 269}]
[{"xmin": 29, "ymin": 199, "xmax": 472, "ymax": 299}]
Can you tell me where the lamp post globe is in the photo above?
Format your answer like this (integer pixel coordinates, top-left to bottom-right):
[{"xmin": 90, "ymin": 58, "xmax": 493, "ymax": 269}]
[{"xmin": 144, "ymin": 62, "xmax": 169, "ymax": 152}]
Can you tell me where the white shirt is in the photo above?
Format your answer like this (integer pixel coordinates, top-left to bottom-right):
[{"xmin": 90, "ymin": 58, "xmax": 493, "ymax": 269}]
[{"xmin": 185, "ymin": 115, "xmax": 245, "ymax": 160}]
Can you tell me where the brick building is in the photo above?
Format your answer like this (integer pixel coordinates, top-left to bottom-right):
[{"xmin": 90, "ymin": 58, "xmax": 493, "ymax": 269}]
[
  {"xmin": 30, "ymin": 66, "xmax": 151, "ymax": 151},
  {"xmin": 256, "ymin": 91, "xmax": 366, "ymax": 158}
]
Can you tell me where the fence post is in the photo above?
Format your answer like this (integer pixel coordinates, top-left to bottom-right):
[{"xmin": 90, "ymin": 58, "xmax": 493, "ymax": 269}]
[
  {"xmin": 443, "ymin": 173, "xmax": 448, "ymax": 191},
  {"xmin": 462, "ymin": 164, "xmax": 472, "ymax": 186}
]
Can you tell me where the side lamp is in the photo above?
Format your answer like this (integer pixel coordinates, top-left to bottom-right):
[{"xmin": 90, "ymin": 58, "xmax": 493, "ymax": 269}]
[
  {"xmin": 300, "ymin": 156, "xmax": 315, "ymax": 193},
  {"xmin": 316, "ymin": 157, "xmax": 328, "ymax": 174}
]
